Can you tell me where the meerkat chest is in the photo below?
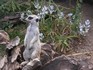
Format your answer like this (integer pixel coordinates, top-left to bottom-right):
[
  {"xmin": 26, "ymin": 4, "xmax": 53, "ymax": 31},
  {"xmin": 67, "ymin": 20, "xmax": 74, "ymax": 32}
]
[
  {"xmin": 26, "ymin": 30, "xmax": 34, "ymax": 39},
  {"xmin": 25, "ymin": 25, "xmax": 39, "ymax": 43}
]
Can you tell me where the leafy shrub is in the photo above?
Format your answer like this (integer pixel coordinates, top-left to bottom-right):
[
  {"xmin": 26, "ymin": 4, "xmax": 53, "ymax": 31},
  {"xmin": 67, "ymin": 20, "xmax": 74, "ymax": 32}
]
[{"xmin": 0, "ymin": 0, "xmax": 90, "ymax": 53}]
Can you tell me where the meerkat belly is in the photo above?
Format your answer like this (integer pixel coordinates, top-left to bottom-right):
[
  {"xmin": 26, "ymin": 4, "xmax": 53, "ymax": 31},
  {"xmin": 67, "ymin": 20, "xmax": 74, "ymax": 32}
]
[
  {"xmin": 23, "ymin": 40, "xmax": 41, "ymax": 60},
  {"xmin": 25, "ymin": 31, "xmax": 34, "ymax": 47},
  {"xmin": 33, "ymin": 41, "xmax": 41, "ymax": 51},
  {"xmin": 23, "ymin": 48, "xmax": 34, "ymax": 61},
  {"xmin": 30, "ymin": 41, "xmax": 41, "ymax": 59}
]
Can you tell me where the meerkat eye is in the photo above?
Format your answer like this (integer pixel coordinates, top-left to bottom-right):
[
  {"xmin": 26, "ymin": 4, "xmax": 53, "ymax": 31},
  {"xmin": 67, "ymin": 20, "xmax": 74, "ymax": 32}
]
[
  {"xmin": 28, "ymin": 17, "xmax": 33, "ymax": 20},
  {"xmin": 36, "ymin": 19, "xmax": 39, "ymax": 22}
]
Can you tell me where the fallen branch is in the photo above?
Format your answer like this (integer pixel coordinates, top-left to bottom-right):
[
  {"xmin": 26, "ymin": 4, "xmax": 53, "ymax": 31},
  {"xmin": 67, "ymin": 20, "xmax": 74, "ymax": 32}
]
[
  {"xmin": 67, "ymin": 51, "xmax": 93, "ymax": 57},
  {"xmin": 1, "ymin": 13, "xmax": 20, "ymax": 21}
]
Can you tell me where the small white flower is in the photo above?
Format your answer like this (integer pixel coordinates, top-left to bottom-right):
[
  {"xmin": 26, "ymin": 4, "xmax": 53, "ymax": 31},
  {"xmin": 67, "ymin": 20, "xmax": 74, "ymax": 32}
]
[
  {"xmin": 27, "ymin": 10, "xmax": 32, "ymax": 15},
  {"xmin": 85, "ymin": 20, "xmax": 91, "ymax": 31},
  {"xmin": 79, "ymin": 23, "xmax": 84, "ymax": 35},
  {"xmin": 85, "ymin": 28, "xmax": 89, "ymax": 33},
  {"xmin": 58, "ymin": 12, "xmax": 64, "ymax": 19},
  {"xmin": 39, "ymin": 33, "xmax": 44, "ymax": 40},
  {"xmin": 60, "ymin": 12, "xmax": 64, "ymax": 17},
  {"xmin": 80, "ymin": 28, "xmax": 83, "ymax": 32},
  {"xmin": 67, "ymin": 13, "xmax": 73, "ymax": 17},
  {"xmin": 42, "ymin": 6, "xmax": 48, "ymax": 12},
  {"xmin": 45, "ymin": 11, "xmax": 48, "ymax": 14},
  {"xmin": 70, "ymin": 20, "xmax": 72, "ymax": 24},
  {"xmin": 41, "ymin": 6, "xmax": 48, "ymax": 14},
  {"xmin": 48, "ymin": 5, "xmax": 55, "ymax": 14},
  {"xmin": 37, "ymin": 13, "xmax": 41, "ymax": 19},
  {"xmin": 20, "ymin": 13, "xmax": 25, "ymax": 21},
  {"xmin": 38, "ymin": 12, "xmax": 46, "ymax": 18},
  {"xmin": 85, "ymin": 19, "xmax": 90, "ymax": 28},
  {"xmin": 79, "ymin": 23, "xmax": 84, "ymax": 28},
  {"xmin": 79, "ymin": 20, "xmax": 90, "ymax": 36},
  {"xmin": 34, "ymin": 0, "xmax": 41, "ymax": 9},
  {"xmin": 38, "ymin": 5, "xmax": 49, "ymax": 18},
  {"xmin": 49, "ymin": 5, "xmax": 54, "ymax": 10},
  {"xmin": 85, "ymin": 20, "xmax": 90, "ymax": 25}
]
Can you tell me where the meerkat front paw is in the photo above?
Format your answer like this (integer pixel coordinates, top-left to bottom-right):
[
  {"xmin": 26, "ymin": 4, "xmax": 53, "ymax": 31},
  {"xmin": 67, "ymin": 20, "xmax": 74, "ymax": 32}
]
[
  {"xmin": 24, "ymin": 41, "xmax": 26, "ymax": 47},
  {"xmin": 28, "ymin": 44, "xmax": 33, "ymax": 50}
]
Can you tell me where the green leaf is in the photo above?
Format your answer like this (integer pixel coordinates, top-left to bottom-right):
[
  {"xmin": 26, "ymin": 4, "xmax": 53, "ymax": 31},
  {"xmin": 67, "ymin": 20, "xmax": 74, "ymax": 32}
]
[{"xmin": 63, "ymin": 39, "xmax": 69, "ymax": 47}]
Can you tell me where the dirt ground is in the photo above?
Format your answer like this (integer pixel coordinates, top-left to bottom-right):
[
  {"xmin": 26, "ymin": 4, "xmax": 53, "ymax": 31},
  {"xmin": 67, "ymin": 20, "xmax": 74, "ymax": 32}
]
[
  {"xmin": 68, "ymin": 3, "xmax": 93, "ymax": 65},
  {"xmin": 77, "ymin": 3, "xmax": 93, "ymax": 52}
]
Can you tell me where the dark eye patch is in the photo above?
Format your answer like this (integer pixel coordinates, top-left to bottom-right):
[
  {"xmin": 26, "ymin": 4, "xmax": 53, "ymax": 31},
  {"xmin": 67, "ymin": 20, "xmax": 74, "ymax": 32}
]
[
  {"xmin": 36, "ymin": 19, "xmax": 39, "ymax": 22},
  {"xmin": 28, "ymin": 17, "xmax": 33, "ymax": 20}
]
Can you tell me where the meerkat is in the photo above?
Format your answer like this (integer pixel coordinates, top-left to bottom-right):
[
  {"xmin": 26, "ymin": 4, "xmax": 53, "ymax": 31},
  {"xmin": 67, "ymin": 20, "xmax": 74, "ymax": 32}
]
[{"xmin": 23, "ymin": 14, "xmax": 41, "ymax": 66}]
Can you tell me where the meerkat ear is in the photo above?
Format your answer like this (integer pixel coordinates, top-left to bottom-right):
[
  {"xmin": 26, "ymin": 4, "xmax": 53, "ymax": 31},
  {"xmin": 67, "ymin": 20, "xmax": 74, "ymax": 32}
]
[{"xmin": 36, "ymin": 19, "xmax": 39, "ymax": 22}]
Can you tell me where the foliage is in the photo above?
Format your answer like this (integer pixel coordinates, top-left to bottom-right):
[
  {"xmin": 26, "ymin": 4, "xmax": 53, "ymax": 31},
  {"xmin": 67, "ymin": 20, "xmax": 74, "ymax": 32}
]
[
  {"xmin": 0, "ymin": 45, "xmax": 5, "ymax": 56},
  {"xmin": 0, "ymin": 0, "xmax": 90, "ymax": 53},
  {"xmin": 37, "ymin": 0, "xmax": 82, "ymax": 53}
]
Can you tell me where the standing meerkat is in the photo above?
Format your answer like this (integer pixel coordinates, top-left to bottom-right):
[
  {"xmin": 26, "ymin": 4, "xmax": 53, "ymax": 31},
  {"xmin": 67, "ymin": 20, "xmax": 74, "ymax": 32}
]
[{"xmin": 23, "ymin": 14, "xmax": 41, "ymax": 66}]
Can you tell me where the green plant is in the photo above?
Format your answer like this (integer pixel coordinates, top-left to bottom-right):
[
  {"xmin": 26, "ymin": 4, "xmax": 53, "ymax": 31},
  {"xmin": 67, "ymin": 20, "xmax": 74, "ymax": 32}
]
[
  {"xmin": 0, "ymin": 45, "xmax": 6, "ymax": 56},
  {"xmin": 0, "ymin": 0, "xmax": 83, "ymax": 53},
  {"xmin": 36, "ymin": 0, "xmax": 82, "ymax": 53}
]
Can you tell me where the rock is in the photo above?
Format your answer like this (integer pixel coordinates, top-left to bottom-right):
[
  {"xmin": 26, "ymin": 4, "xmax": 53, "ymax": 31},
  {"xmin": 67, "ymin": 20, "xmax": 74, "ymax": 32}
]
[
  {"xmin": 1, "ymin": 61, "xmax": 20, "ymax": 70},
  {"xmin": 40, "ymin": 55, "xmax": 78, "ymax": 70},
  {"xmin": 41, "ymin": 43, "xmax": 58, "ymax": 65},
  {"xmin": 6, "ymin": 36, "xmax": 20, "ymax": 50},
  {"xmin": 0, "ymin": 30, "xmax": 10, "ymax": 45},
  {"xmin": 0, "ymin": 55, "xmax": 7, "ymax": 69},
  {"xmin": 22, "ymin": 60, "xmax": 42, "ymax": 70},
  {"xmin": 22, "ymin": 65, "xmax": 33, "ymax": 70}
]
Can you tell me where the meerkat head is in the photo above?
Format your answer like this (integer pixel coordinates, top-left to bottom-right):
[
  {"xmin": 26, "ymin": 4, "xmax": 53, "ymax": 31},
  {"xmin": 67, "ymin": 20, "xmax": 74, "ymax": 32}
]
[{"xmin": 25, "ymin": 15, "xmax": 40, "ymax": 26}]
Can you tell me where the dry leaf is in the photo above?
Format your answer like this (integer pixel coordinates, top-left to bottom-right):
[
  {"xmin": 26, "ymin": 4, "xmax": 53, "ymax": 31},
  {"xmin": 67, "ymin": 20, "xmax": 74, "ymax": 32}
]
[{"xmin": 6, "ymin": 36, "xmax": 20, "ymax": 49}]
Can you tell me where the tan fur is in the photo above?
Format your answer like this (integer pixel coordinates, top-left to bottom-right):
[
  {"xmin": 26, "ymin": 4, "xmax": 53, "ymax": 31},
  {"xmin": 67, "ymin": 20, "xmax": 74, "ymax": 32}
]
[{"xmin": 23, "ymin": 15, "xmax": 41, "ymax": 66}]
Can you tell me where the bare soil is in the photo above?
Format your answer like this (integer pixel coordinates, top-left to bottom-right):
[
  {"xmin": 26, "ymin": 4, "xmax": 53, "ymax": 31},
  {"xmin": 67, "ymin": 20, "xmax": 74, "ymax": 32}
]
[
  {"xmin": 68, "ymin": 3, "xmax": 93, "ymax": 64},
  {"xmin": 77, "ymin": 4, "xmax": 93, "ymax": 52}
]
